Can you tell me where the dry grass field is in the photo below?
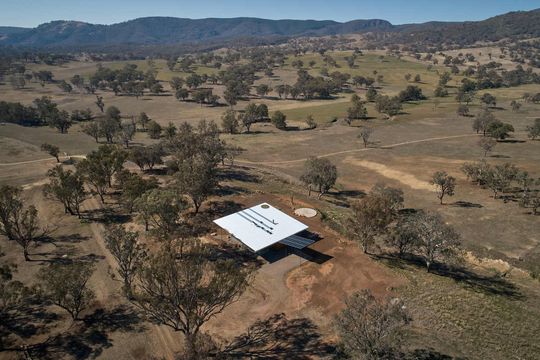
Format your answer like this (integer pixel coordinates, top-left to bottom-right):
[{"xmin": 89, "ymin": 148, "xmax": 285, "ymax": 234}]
[{"xmin": 1, "ymin": 49, "xmax": 539, "ymax": 359}]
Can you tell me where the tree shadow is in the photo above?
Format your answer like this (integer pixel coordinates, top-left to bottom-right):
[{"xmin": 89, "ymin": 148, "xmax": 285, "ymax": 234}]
[
  {"xmin": 325, "ymin": 189, "xmax": 366, "ymax": 208},
  {"xmin": 285, "ymin": 126, "xmax": 301, "ymax": 131},
  {"xmin": 451, "ymin": 201, "xmax": 483, "ymax": 208},
  {"xmin": 349, "ymin": 116, "xmax": 378, "ymax": 124},
  {"xmin": 398, "ymin": 208, "xmax": 419, "ymax": 216},
  {"xmin": 242, "ymin": 130, "xmax": 271, "ymax": 135},
  {"xmin": 219, "ymin": 167, "xmax": 260, "ymax": 183},
  {"xmin": 85, "ymin": 207, "xmax": 132, "ymax": 225},
  {"xmin": 221, "ymin": 313, "xmax": 335, "ymax": 359},
  {"xmin": 82, "ymin": 305, "xmax": 146, "ymax": 333},
  {"xmin": 144, "ymin": 167, "xmax": 168, "ymax": 176},
  {"xmin": 28, "ymin": 305, "xmax": 146, "ymax": 360},
  {"xmin": 376, "ymin": 254, "xmax": 523, "ymax": 300},
  {"xmin": 337, "ymin": 189, "xmax": 366, "ymax": 199},
  {"xmin": 206, "ymin": 200, "xmax": 244, "ymax": 218},
  {"xmin": 32, "ymin": 249, "xmax": 104, "ymax": 265},
  {"xmin": 405, "ymin": 348, "xmax": 466, "ymax": 359},
  {"xmin": 0, "ymin": 304, "xmax": 60, "ymax": 350},
  {"xmin": 54, "ymin": 233, "xmax": 92, "ymax": 244},
  {"xmin": 215, "ymin": 184, "xmax": 249, "ymax": 196},
  {"xmin": 208, "ymin": 241, "xmax": 264, "ymax": 268}
]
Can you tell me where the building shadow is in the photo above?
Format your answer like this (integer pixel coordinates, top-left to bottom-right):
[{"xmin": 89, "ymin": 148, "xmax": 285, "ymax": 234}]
[
  {"xmin": 292, "ymin": 247, "xmax": 333, "ymax": 265},
  {"xmin": 257, "ymin": 245, "xmax": 332, "ymax": 265},
  {"xmin": 258, "ymin": 246, "xmax": 290, "ymax": 263}
]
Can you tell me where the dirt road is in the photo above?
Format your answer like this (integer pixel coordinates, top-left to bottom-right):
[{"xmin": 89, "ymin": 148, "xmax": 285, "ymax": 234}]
[{"xmin": 236, "ymin": 133, "xmax": 480, "ymax": 165}]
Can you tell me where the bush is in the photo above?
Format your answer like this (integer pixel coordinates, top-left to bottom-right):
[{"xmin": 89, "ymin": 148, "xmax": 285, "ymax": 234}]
[
  {"xmin": 147, "ymin": 120, "xmax": 162, "ymax": 139},
  {"xmin": 271, "ymin": 111, "xmax": 287, "ymax": 130},
  {"xmin": 487, "ymin": 120, "xmax": 514, "ymax": 140},
  {"xmin": 434, "ymin": 85, "xmax": 448, "ymax": 97},
  {"xmin": 398, "ymin": 85, "xmax": 426, "ymax": 102}
]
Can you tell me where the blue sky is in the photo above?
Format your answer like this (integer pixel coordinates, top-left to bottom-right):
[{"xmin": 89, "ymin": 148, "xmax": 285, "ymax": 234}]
[{"xmin": 1, "ymin": 0, "xmax": 539, "ymax": 27}]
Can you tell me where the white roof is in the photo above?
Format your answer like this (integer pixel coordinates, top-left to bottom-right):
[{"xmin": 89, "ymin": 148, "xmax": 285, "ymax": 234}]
[{"xmin": 213, "ymin": 203, "xmax": 308, "ymax": 252}]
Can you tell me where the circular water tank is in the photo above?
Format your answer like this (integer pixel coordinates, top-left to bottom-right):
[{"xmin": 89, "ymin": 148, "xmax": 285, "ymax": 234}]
[{"xmin": 294, "ymin": 208, "xmax": 317, "ymax": 218}]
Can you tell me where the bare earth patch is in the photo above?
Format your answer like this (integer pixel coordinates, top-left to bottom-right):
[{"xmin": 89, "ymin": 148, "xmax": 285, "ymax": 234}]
[{"xmin": 343, "ymin": 157, "xmax": 434, "ymax": 192}]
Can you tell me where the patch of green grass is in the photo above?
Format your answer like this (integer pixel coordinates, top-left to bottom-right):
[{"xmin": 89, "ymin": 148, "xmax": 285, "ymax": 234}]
[
  {"xmin": 284, "ymin": 51, "xmax": 450, "ymax": 94},
  {"xmin": 279, "ymin": 100, "xmax": 351, "ymax": 124}
]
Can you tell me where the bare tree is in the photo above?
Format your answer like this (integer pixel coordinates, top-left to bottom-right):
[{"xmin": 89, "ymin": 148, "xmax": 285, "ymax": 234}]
[
  {"xmin": 10, "ymin": 205, "xmax": 50, "ymax": 261},
  {"xmin": 38, "ymin": 262, "xmax": 95, "ymax": 320},
  {"xmin": 410, "ymin": 211, "xmax": 461, "ymax": 272},
  {"xmin": 132, "ymin": 239, "xmax": 252, "ymax": 354},
  {"xmin": 335, "ymin": 289, "xmax": 410, "ymax": 359},
  {"xmin": 358, "ymin": 127, "xmax": 373, "ymax": 148},
  {"xmin": 0, "ymin": 185, "xmax": 22, "ymax": 241},
  {"xmin": 478, "ymin": 137, "xmax": 497, "ymax": 157},
  {"xmin": 104, "ymin": 225, "xmax": 147, "ymax": 298}
]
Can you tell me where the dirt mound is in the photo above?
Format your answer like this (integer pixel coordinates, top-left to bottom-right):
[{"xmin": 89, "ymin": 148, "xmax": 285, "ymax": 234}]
[{"xmin": 287, "ymin": 242, "xmax": 405, "ymax": 316}]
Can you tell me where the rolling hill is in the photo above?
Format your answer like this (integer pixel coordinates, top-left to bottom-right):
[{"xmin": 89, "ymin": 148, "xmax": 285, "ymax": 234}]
[
  {"xmin": 0, "ymin": 8, "xmax": 539, "ymax": 49},
  {"xmin": 0, "ymin": 17, "xmax": 392, "ymax": 47},
  {"xmin": 392, "ymin": 9, "xmax": 540, "ymax": 45}
]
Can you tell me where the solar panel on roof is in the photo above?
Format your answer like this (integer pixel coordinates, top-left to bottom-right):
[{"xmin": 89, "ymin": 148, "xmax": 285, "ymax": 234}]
[{"xmin": 279, "ymin": 234, "xmax": 315, "ymax": 249}]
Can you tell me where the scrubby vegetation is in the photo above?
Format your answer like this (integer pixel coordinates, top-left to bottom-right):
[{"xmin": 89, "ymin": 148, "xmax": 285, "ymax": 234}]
[{"xmin": 1, "ymin": 9, "xmax": 540, "ymax": 359}]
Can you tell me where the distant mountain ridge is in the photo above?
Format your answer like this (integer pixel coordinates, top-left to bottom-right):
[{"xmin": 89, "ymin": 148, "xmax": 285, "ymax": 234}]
[
  {"xmin": 391, "ymin": 9, "xmax": 540, "ymax": 44},
  {"xmin": 0, "ymin": 17, "xmax": 392, "ymax": 47},
  {"xmin": 1, "ymin": 9, "xmax": 539, "ymax": 48},
  {"xmin": 0, "ymin": 26, "xmax": 30, "ymax": 41}
]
